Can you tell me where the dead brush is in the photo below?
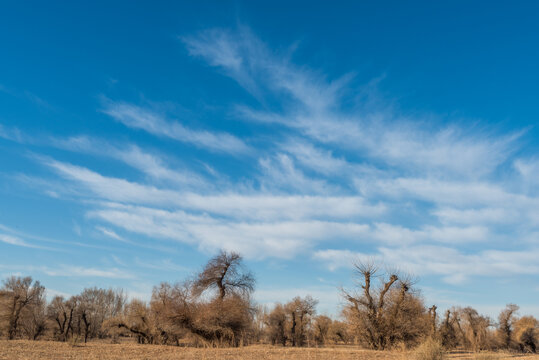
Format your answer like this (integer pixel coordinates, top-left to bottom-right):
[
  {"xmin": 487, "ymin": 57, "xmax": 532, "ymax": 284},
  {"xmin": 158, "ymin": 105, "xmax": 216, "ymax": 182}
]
[{"xmin": 413, "ymin": 338, "xmax": 445, "ymax": 360}]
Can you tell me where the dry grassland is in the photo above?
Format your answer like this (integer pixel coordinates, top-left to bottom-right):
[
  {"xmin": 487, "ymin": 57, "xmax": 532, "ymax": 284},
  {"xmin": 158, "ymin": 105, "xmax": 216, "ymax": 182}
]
[{"xmin": 0, "ymin": 340, "xmax": 538, "ymax": 360}]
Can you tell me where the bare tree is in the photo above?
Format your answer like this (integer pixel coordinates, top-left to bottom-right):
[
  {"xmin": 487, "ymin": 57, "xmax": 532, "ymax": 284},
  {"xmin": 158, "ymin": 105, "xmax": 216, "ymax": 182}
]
[
  {"xmin": 19, "ymin": 292, "xmax": 47, "ymax": 340},
  {"xmin": 458, "ymin": 307, "xmax": 493, "ymax": 351},
  {"xmin": 497, "ymin": 303, "xmax": 519, "ymax": 349},
  {"xmin": 514, "ymin": 316, "xmax": 538, "ymax": 353},
  {"xmin": 107, "ymin": 299, "xmax": 158, "ymax": 344},
  {"xmin": 47, "ymin": 296, "xmax": 77, "ymax": 341},
  {"xmin": 439, "ymin": 309, "xmax": 458, "ymax": 349},
  {"xmin": 313, "ymin": 315, "xmax": 332, "ymax": 345},
  {"xmin": 327, "ymin": 320, "xmax": 352, "ymax": 344},
  {"xmin": 428, "ymin": 305, "xmax": 438, "ymax": 337},
  {"xmin": 0, "ymin": 276, "xmax": 45, "ymax": 340},
  {"xmin": 77, "ymin": 287, "xmax": 125, "ymax": 342},
  {"xmin": 194, "ymin": 250, "xmax": 255, "ymax": 300},
  {"xmin": 265, "ymin": 303, "xmax": 287, "ymax": 346},
  {"xmin": 106, "ymin": 276, "xmax": 256, "ymax": 347},
  {"xmin": 252, "ymin": 304, "xmax": 268, "ymax": 343},
  {"xmin": 286, "ymin": 296, "xmax": 317, "ymax": 347},
  {"xmin": 342, "ymin": 261, "xmax": 428, "ymax": 349}
]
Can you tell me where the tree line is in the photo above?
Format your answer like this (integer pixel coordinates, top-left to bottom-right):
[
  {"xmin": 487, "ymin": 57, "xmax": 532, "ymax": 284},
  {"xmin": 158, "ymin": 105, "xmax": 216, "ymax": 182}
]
[{"xmin": 0, "ymin": 251, "xmax": 537, "ymax": 353}]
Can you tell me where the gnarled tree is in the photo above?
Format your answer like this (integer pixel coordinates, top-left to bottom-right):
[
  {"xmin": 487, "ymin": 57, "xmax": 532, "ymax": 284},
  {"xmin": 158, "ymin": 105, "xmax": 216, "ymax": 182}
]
[
  {"xmin": 313, "ymin": 315, "xmax": 332, "ymax": 345},
  {"xmin": 105, "ymin": 251, "xmax": 256, "ymax": 347},
  {"xmin": 265, "ymin": 303, "xmax": 287, "ymax": 346},
  {"xmin": 194, "ymin": 250, "xmax": 255, "ymax": 300},
  {"xmin": 514, "ymin": 316, "xmax": 538, "ymax": 353},
  {"xmin": 0, "ymin": 276, "xmax": 45, "ymax": 340},
  {"xmin": 497, "ymin": 303, "xmax": 519, "ymax": 349},
  {"xmin": 286, "ymin": 296, "xmax": 317, "ymax": 347},
  {"xmin": 342, "ymin": 261, "xmax": 428, "ymax": 350},
  {"xmin": 76, "ymin": 287, "xmax": 125, "ymax": 342},
  {"xmin": 47, "ymin": 296, "xmax": 77, "ymax": 341}
]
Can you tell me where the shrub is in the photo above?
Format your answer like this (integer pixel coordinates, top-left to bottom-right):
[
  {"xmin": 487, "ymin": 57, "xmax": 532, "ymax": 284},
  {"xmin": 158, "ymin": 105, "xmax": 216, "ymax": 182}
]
[{"xmin": 414, "ymin": 338, "xmax": 445, "ymax": 360}]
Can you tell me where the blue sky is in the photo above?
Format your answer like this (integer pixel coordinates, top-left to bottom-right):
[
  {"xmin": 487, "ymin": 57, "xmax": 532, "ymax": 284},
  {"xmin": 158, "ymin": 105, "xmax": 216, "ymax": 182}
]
[{"xmin": 1, "ymin": 1, "xmax": 538, "ymax": 317}]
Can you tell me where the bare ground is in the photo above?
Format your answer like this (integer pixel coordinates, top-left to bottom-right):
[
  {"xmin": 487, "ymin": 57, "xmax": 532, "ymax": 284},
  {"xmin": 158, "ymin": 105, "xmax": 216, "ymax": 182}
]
[{"xmin": 0, "ymin": 340, "xmax": 538, "ymax": 360}]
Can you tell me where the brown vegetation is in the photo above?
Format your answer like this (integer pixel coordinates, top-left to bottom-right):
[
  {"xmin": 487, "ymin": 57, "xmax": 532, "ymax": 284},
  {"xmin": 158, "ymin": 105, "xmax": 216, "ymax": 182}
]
[
  {"xmin": 0, "ymin": 253, "xmax": 538, "ymax": 357},
  {"xmin": 341, "ymin": 261, "xmax": 429, "ymax": 350}
]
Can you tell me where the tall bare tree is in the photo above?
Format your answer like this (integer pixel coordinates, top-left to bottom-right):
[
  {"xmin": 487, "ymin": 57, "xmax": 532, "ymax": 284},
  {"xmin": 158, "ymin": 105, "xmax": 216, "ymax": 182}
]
[
  {"xmin": 265, "ymin": 303, "xmax": 287, "ymax": 346},
  {"xmin": 342, "ymin": 261, "xmax": 427, "ymax": 349},
  {"xmin": 497, "ymin": 303, "xmax": 519, "ymax": 349},
  {"xmin": 313, "ymin": 315, "xmax": 332, "ymax": 345},
  {"xmin": 194, "ymin": 250, "xmax": 255, "ymax": 300},
  {"xmin": 47, "ymin": 296, "xmax": 77, "ymax": 341},
  {"xmin": 19, "ymin": 292, "xmax": 47, "ymax": 340},
  {"xmin": 286, "ymin": 296, "xmax": 317, "ymax": 347},
  {"xmin": 458, "ymin": 307, "xmax": 492, "ymax": 351},
  {"xmin": 77, "ymin": 287, "xmax": 125, "ymax": 342},
  {"xmin": 0, "ymin": 276, "xmax": 45, "ymax": 340},
  {"xmin": 514, "ymin": 316, "xmax": 538, "ymax": 353},
  {"xmin": 439, "ymin": 309, "xmax": 458, "ymax": 349}
]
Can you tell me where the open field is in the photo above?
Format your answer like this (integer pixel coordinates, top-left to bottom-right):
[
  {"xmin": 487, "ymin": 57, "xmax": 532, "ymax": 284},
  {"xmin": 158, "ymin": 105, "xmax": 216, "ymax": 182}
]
[{"xmin": 0, "ymin": 341, "xmax": 538, "ymax": 360}]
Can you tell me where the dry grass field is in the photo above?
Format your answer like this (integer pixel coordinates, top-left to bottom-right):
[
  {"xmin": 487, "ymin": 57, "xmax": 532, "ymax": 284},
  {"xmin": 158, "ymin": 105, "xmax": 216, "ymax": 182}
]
[{"xmin": 0, "ymin": 341, "xmax": 538, "ymax": 360}]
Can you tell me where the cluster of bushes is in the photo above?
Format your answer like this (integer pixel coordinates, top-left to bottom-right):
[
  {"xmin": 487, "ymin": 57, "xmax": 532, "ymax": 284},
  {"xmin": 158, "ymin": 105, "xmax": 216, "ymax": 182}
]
[
  {"xmin": 340, "ymin": 262, "xmax": 538, "ymax": 354},
  {"xmin": 0, "ymin": 252, "xmax": 537, "ymax": 353}
]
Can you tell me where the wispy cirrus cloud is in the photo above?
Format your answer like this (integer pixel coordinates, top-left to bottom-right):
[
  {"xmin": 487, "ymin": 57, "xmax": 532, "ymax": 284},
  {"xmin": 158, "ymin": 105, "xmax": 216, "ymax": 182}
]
[
  {"xmin": 40, "ymin": 157, "xmax": 383, "ymax": 221},
  {"xmin": 44, "ymin": 158, "xmax": 185, "ymax": 206},
  {"xmin": 101, "ymin": 100, "xmax": 250, "ymax": 154},
  {"xmin": 280, "ymin": 140, "xmax": 349, "ymax": 176},
  {"xmin": 51, "ymin": 136, "xmax": 212, "ymax": 189},
  {"xmin": 42, "ymin": 265, "xmax": 133, "ymax": 279},
  {"xmin": 0, "ymin": 233, "xmax": 34, "ymax": 247},
  {"xmin": 88, "ymin": 202, "xmax": 372, "ymax": 259},
  {"xmin": 187, "ymin": 27, "xmax": 522, "ymax": 179},
  {"xmin": 0, "ymin": 263, "xmax": 133, "ymax": 279},
  {"xmin": 95, "ymin": 226, "xmax": 125, "ymax": 242},
  {"xmin": 313, "ymin": 246, "xmax": 539, "ymax": 285}
]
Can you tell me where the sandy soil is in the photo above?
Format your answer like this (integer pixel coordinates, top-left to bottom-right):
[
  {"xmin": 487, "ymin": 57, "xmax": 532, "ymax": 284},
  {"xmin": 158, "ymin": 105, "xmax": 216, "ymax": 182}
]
[{"xmin": 0, "ymin": 340, "xmax": 537, "ymax": 360}]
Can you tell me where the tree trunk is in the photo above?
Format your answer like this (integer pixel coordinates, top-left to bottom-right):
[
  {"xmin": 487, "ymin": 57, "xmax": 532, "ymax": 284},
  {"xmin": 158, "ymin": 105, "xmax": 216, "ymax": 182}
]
[{"xmin": 291, "ymin": 312, "xmax": 297, "ymax": 347}]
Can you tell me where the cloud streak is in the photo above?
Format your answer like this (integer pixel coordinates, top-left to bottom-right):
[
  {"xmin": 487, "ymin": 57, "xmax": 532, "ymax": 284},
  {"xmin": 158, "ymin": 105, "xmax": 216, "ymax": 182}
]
[{"xmin": 102, "ymin": 100, "xmax": 250, "ymax": 154}]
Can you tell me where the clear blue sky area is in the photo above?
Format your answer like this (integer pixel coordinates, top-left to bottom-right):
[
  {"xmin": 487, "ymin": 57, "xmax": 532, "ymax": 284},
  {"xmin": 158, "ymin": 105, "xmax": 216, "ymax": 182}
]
[{"xmin": 0, "ymin": 1, "xmax": 538, "ymax": 317}]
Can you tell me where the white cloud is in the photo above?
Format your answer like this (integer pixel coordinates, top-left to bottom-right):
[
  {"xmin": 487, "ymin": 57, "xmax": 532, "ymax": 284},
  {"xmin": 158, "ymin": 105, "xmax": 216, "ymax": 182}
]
[
  {"xmin": 42, "ymin": 157, "xmax": 385, "ymax": 222},
  {"xmin": 0, "ymin": 263, "xmax": 133, "ymax": 279},
  {"xmin": 314, "ymin": 246, "xmax": 539, "ymax": 284},
  {"xmin": 181, "ymin": 193, "xmax": 385, "ymax": 221},
  {"xmin": 133, "ymin": 257, "xmax": 189, "ymax": 272},
  {"xmin": 0, "ymin": 234, "xmax": 32, "ymax": 247},
  {"xmin": 188, "ymin": 28, "xmax": 521, "ymax": 178},
  {"xmin": 433, "ymin": 207, "xmax": 518, "ymax": 225},
  {"xmin": 514, "ymin": 158, "xmax": 539, "ymax": 180},
  {"xmin": 363, "ymin": 124, "xmax": 520, "ymax": 178},
  {"xmin": 0, "ymin": 124, "xmax": 25, "ymax": 143},
  {"xmin": 514, "ymin": 158, "xmax": 539, "ymax": 195},
  {"xmin": 43, "ymin": 265, "xmax": 133, "ymax": 279},
  {"xmin": 88, "ymin": 203, "xmax": 371, "ymax": 259},
  {"xmin": 280, "ymin": 140, "xmax": 349, "ymax": 176},
  {"xmin": 102, "ymin": 101, "xmax": 250, "ymax": 154},
  {"xmin": 52, "ymin": 136, "xmax": 209, "ymax": 188},
  {"xmin": 96, "ymin": 226, "xmax": 125, "ymax": 242},
  {"xmin": 258, "ymin": 154, "xmax": 336, "ymax": 194},
  {"xmin": 357, "ymin": 177, "xmax": 530, "ymax": 207},
  {"xmin": 45, "ymin": 159, "xmax": 184, "ymax": 206},
  {"xmin": 312, "ymin": 249, "xmax": 364, "ymax": 271},
  {"xmin": 371, "ymin": 223, "xmax": 489, "ymax": 245}
]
